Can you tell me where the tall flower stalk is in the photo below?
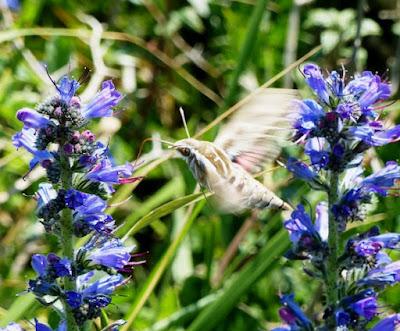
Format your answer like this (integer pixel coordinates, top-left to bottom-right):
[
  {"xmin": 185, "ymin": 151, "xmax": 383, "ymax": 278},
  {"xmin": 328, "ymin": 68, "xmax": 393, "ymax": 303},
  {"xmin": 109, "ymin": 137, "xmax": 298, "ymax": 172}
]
[
  {"xmin": 274, "ymin": 64, "xmax": 400, "ymax": 330},
  {"xmin": 12, "ymin": 76, "xmax": 143, "ymax": 330}
]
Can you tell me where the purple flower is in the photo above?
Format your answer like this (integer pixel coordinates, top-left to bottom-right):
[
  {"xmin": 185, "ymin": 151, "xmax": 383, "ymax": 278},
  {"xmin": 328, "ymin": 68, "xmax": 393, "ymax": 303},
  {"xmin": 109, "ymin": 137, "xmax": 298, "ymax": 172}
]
[
  {"xmin": 350, "ymin": 296, "xmax": 379, "ymax": 320},
  {"xmin": 65, "ymin": 190, "xmax": 107, "ymax": 215},
  {"xmin": 335, "ymin": 103, "xmax": 355, "ymax": 120},
  {"xmin": 81, "ymin": 214, "xmax": 115, "ymax": 234},
  {"xmin": 376, "ymin": 251, "xmax": 392, "ymax": 266},
  {"xmin": 82, "ymin": 80, "xmax": 122, "ymax": 119},
  {"xmin": 31, "ymin": 254, "xmax": 48, "ymax": 277},
  {"xmin": 354, "ymin": 233, "xmax": 400, "ymax": 257},
  {"xmin": 278, "ymin": 307, "xmax": 296, "ymax": 326},
  {"xmin": 83, "ymin": 274, "xmax": 124, "ymax": 296},
  {"xmin": 284, "ymin": 205, "xmax": 315, "ymax": 247},
  {"xmin": 86, "ymin": 159, "xmax": 135, "ymax": 185},
  {"xmin": 284, "ymin": 204, "xmax": 327, "ymax": 253},
  {"xmin": 65, "ymin": 291, "xmax": 83, "ymax": 309},
  {"xmin": 66, "ymin": 289, "xmax": 112, "ymax": 310},
  {"xmin": 34, "ymin": 320, "xmax": 66, "ymax": 331},
  {"xmin": 327, "ymin": 71, "xmax": 344, "ymax": 97},
  {"xmin": 36, "ymin": 183, "xmax": 57, "ymax": 211},
  {"xmin": 332, "ymin": 162, "xmax": 400, "ymax": 224},
  {"xmin": 12, "ymin": 128, "xmax": 37, "ymax": 154},
  {"xmin": 335, "ymin": 309, "xmax": 351, "ymax": 327},
  {"xmin": 359, "ymin": 261, "xmax": 400, "ymax": 286},
  {"xmin": 31, "ymin": 253, "xmax": 72, "ymax": 278},
  {"xmin": 294, "ymin": 99, "xmax": 325, "ymax": 140},
  {"xmin": 65, "ymin": 272, "xmax": 123, "ymax": 310},
  {"xmin": 286, "ymin": 158, "xmax": 318, "ymax": 181},
  {"xmin": 279, "ymin": 294, "xmax": 312, "ymax": 329},
  {"xmin": 361, "ymin": 161, "xmax": 400, "ymax": 195},
  {"xmin": 344, "ymin": 71, "xmax": 391, "ymax": 105},
  {"xmin": 12, "ymin": 128, "xmax": 54, "ymax": 169},
  {"xmin": 78, "ymin": 141, "xmax": 108, "ymax": 167},
  {"xmin": 47, "ymin": 253, "xmax": 72, "ymax": 277},
  {"xmin": 340, "ymin": 288, "xmax": 375, "ymax": 307},
  {"xmin": 357, "ymin": 74, "xmax": 391, "ymax": 109},
  {"xmin": 303, "ymin": 64, "xmax": 330, "ymax": 103},
  {"xmin": 349, "ymin": 124, "xmax": 400, "ymax": 146},
  {"xmin": 84, "ymin": 236, "xmax": 134, "ymax": 270},
  {"xmin": 305, "ymin": 138, "xmax": 330, "ymax": 170},
  {"xmin": 57, "ymin": 76, "xmax": 80, "ymax": 103},
  {"xmin": 17, "ymin": 108, "xmax": 50, "ymax": 129},
  {"xmin": 332, "ymin": 188, "xmax": 368, "ymax": 225},
  {"xmin": 66, "ymin": 191, "xmax": 114, "ymax": 236},
  {"xmin": 370, "ymin": 314, "xmax": 400, "ymax": 331}
]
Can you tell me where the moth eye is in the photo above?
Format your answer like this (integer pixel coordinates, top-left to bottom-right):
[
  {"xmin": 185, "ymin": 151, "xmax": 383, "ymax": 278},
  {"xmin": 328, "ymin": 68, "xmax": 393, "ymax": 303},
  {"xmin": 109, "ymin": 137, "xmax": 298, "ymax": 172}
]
[{"xmin": 179, "ymin": 147, "xmax": 191, "ymax": 157}]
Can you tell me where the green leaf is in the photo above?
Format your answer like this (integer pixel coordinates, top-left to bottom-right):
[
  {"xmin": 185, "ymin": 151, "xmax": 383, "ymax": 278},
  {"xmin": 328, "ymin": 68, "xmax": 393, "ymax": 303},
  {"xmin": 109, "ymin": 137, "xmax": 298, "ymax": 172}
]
[
  {"xmin": 116, "ymin": 176, "xmax": 184, "ymax": 237},
  {"xmin": 119, "ymin": 192, "xmax": 205, "ymax": 239},
  {"xmin": 0, "ymin": 293, "xmax": 37, "ymax": 327}
]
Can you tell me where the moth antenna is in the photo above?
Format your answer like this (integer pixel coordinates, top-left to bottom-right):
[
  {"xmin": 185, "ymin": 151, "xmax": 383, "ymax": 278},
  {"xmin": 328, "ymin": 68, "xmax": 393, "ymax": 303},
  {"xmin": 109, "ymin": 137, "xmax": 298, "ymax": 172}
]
[{"xmin": 179, "ymin": 107, "xmax": 191, "ymax": 138}]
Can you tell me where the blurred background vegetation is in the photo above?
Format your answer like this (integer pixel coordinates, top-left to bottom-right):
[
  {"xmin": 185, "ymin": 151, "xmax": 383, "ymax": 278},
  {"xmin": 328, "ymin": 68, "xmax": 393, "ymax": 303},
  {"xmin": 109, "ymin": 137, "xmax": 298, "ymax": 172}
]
[{"xmin": 0, "ymin": 0, "xmax": 400, "ymax": 330}]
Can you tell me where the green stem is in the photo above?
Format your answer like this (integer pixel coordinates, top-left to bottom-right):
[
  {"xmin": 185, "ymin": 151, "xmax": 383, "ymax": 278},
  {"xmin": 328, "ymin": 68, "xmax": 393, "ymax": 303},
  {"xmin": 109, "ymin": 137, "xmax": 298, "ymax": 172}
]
[
  {"xmin": 326, "ymin": 171, "xmax": 340, "ymax": 323},
  {"xmin": 59, "ymin": 152, "xmax": 79, "ymax": 331}
]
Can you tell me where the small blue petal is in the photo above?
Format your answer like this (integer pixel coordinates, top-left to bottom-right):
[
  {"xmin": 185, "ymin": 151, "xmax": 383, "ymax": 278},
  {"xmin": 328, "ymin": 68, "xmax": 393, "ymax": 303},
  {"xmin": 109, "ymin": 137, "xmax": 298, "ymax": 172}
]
[
  {"xmin": 82, "ymin": 80, "xmax": 121, "ymax": 119},
  {"xmin": 65, "ymin": 291, "xmax": 83, "ymax": 309},
  {"xmin": 65, "ymin": 190, "xmax": 107, "ymax": 215},
  {"xmin": 303, "ymin": 64, "xmax": 330, "ymax": 103},
  {"xmin": 57, "ymin": 76, "xmax": 80, "ymax": 103},
  {"xmin": 287, "ymin": 157, "xmax": 317, "ymax": 181},
  {"xmin": 83, "ymin": 274, "xmax": 124, "ymax": 296},
  {"xmin": 31, "ymin": 254, "xmax": 48, "ymax": 277},
  {"xmin": 35, "ymin": 319, "xmax": 52, "ymax": 331},
  {"xmin": 369, "ymin": 314, "xmax": 400, "ymax": 331},
  {"xmin": 17, "ymin": 108, "xmax": 50, "ymax": 129}
]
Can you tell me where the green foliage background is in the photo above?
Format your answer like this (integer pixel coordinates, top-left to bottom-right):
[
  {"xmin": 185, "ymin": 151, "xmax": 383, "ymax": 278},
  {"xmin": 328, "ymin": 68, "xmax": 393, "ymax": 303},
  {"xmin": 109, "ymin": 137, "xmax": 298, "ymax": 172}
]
[{"xmin": 0, "ymin": 0, "xmax": 399, "ymax": 330}]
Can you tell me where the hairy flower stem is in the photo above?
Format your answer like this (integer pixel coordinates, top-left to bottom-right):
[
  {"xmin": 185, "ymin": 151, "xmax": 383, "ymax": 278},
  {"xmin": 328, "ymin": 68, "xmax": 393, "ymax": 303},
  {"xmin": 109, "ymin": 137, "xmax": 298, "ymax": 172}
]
[
  {"xmin": 326, "ymin": 171, "xmax": 340, "ymax": 325},
  {"xmin": 59, "ymin": 151, "xmax": 79, "ymax": 331}
]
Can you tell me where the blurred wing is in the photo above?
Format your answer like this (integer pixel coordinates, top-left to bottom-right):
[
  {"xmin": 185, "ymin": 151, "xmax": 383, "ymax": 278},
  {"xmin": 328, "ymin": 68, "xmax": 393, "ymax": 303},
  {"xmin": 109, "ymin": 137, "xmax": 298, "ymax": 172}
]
[{"xmin": 214, "ymin": 88, "xmax": 299, "ymax": 173}]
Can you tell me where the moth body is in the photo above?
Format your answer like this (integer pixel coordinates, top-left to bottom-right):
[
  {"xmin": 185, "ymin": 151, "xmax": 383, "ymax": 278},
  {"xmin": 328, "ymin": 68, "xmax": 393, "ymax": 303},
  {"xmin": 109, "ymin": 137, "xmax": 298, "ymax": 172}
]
[{"xmin": 174, "ymin": 138, "xmax": 291, "ymax": 212}]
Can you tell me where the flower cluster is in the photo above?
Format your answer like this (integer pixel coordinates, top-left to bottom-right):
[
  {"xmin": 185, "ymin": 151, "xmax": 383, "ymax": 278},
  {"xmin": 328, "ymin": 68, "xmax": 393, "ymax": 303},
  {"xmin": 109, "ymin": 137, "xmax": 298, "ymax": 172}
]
[
  {"xmin": 273, "ymin": 64, "xmax": 400, "ymax": 330},
  {"xmin": 12, "ymin": 76, "xmax": 143, "ymax": 329}
]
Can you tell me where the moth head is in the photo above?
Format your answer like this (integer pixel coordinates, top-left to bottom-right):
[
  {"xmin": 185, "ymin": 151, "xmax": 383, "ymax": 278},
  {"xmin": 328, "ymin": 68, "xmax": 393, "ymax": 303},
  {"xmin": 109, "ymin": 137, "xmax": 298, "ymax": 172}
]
[{"xmin": 173, "ymin": 138, "xmax": 201, "ymax": 159}]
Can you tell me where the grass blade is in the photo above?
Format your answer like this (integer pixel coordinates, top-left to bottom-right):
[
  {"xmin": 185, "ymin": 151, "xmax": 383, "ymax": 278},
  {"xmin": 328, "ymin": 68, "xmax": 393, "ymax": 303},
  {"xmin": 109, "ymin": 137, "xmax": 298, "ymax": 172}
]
[
  {"xmin": 115, "ymin": 176, "xmax": 184, "ymax": 237},
  {"xmin": 121, "ymin": 200, "xmax": 206, "ymax": 330},
  {"xmin": 0, "ymin": 293, "xmax": 37, "ymax": 327},
  {"xmin": 224, "ymin": 0, "xmax": 269, "ymax": 107},
  {"xmin": 119, "ymin": 192, "xmax": 206, "ymax": 240},
  {"xmin": 187, "ymin": 228, "xmax": 289, "ymax": 331}
]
